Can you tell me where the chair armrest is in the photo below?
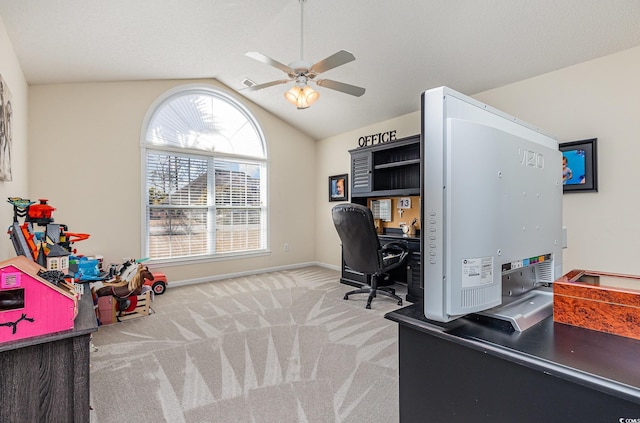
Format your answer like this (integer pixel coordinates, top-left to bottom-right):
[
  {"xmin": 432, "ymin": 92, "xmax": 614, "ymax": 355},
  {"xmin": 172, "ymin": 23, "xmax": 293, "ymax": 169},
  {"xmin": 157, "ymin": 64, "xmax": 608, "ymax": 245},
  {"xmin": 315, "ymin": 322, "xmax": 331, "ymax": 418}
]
[
  {"xmin": 381, "ymin": 241, "xmax": 408, "ymax": 251},
  {"xmin": 382, "ymin": 241, "xmax": 409, "ymax": 257},
  {"xmin": 381, "ymin": 241, "xmax": 409, "ymax": 270}
]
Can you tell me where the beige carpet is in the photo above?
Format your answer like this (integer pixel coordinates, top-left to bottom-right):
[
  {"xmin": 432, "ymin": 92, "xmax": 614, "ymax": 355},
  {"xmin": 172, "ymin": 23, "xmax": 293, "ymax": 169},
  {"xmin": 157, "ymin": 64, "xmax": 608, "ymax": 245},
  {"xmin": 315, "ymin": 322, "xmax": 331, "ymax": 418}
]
[{"xmin": 89, "ymin": 266, "xmax": 404, "ymax": 423}]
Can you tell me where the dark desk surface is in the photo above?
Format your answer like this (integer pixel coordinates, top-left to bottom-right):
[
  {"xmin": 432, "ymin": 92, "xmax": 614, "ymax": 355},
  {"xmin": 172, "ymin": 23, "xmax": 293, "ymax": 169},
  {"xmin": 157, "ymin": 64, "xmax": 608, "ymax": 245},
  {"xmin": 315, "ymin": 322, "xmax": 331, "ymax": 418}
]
[
  {"xmin": 378, "ymin": 231, "xmax": 419, "ymax": 241},
  {"xmin": 386, "ymin": 303, "xmax": 640, "ymax": 406}
]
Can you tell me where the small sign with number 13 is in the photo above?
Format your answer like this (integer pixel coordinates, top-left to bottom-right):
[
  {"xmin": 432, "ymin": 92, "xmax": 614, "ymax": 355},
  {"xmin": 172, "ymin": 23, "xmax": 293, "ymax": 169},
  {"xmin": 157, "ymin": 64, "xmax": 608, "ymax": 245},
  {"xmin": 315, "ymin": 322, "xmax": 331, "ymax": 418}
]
[{"xmin": 398, "ymin": 197, "xmax": 411, "ymax": 208}]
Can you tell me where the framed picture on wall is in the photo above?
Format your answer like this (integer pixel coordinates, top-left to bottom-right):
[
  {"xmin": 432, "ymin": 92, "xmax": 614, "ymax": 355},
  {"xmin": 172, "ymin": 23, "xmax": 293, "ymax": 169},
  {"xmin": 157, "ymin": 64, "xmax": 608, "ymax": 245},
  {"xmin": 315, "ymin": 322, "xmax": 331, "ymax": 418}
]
[
  {"xmin": 328, "ymin": 174, "xmax": 348, "ymax": 202},
  {"xmin": 560, "ymin": 138, "xmax": 598, "ymax": 193},
  {"xmin": 0, "ymin": 73, "xmax": 13, "ymax": 181}
]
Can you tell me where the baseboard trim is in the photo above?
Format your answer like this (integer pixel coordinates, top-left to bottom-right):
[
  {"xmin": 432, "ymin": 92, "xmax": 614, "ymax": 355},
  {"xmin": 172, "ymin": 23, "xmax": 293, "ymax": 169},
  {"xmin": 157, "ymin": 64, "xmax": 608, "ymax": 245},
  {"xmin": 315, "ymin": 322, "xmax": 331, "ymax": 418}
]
[{"xmin": 169, "ymin": 261, "xmax": 340, "ymax": 288}]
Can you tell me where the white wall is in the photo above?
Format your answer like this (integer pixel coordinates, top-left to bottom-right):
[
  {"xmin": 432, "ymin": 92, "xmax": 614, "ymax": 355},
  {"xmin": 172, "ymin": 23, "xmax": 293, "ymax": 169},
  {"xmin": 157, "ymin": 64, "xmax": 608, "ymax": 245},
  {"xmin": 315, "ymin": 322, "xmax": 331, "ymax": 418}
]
[
  {"xmin": 316, "ymin": 45, "xmax": 640, "ymax": 276},
  {"xmin": 10, "ymin": 20, "xmax": 640, "ymax": 281},
  {"xmin": 0, "ymin": 15, "xmax": 28, "ymax": 261},
  {"xmin": 475, "ymin": 45, "xmax": 640, "ymax": 275},
  {"xmin": 28, "ymin": 80, "xmax": 316, "ymax": 283}
]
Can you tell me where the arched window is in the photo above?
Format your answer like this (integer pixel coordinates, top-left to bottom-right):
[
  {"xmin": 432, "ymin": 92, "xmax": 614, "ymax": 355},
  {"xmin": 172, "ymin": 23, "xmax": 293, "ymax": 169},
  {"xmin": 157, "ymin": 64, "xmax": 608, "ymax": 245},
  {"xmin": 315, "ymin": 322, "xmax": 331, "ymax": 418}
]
[{"xmin": 141, "ymin": 85, "xmax": 267, "ymax": 262}]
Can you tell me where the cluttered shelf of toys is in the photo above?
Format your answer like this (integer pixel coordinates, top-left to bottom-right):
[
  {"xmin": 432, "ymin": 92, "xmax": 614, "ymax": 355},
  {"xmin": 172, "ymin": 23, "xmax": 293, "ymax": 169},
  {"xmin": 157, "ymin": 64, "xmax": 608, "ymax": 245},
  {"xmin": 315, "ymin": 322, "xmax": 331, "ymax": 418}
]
[{"xmin": 3, "ymin": 197, "xmax": 168, "ymax": 339}]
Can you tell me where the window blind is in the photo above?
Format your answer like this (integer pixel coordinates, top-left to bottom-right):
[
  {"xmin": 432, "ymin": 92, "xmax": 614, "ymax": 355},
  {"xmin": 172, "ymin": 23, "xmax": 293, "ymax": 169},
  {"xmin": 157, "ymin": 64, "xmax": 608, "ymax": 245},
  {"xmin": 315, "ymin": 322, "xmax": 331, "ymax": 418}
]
[{"xmin": 143, "ymin": 87, "xmax": 267, "ymax": 261}]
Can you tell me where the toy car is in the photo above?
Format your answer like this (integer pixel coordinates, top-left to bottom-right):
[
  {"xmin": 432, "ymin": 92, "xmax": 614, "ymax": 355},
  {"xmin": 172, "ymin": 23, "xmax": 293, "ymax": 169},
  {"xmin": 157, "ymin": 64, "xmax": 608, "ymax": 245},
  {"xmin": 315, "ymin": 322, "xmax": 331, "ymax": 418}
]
[{"xmin": 147, "ymin": 272, "xmax": 168, "ymax": 295}]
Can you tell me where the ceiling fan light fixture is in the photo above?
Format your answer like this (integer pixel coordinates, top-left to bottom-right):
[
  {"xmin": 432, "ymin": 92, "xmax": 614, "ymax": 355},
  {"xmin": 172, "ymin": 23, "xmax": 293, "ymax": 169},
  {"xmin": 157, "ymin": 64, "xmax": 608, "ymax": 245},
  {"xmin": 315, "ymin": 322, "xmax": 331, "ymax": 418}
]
[
  {"xmin": 285, "ymin": 85, "xmax": 319, "ymax": 109},
  {"xmin": 244, "ymin": 0, "xmax": 365, "ymax": 105}
]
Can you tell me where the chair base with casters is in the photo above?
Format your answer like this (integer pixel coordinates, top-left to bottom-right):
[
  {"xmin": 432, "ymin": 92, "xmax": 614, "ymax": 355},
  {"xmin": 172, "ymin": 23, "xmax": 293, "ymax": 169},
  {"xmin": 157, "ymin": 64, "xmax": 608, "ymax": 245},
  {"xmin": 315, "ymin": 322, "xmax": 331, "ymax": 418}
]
[
  {"xmin": 332, "ymin": 203, "xmax": 409, "ymax": 309},
  {"xmin": 343, "ymin": 272, "xmax": 403, "ymax": 309}
]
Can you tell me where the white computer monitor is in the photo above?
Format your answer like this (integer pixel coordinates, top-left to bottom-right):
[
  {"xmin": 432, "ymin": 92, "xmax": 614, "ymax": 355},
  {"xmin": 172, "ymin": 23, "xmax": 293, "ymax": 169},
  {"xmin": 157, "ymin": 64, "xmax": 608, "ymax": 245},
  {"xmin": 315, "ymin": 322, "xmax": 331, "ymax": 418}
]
[{"xmin": 422, "ymin": 87, "xmax": 563, "ymax": 331}]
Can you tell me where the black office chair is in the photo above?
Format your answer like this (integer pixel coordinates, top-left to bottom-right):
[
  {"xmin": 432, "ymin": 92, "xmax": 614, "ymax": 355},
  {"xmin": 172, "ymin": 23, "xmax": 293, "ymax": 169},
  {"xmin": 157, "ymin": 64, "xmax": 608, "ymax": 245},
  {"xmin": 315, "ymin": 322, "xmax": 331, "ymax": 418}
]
[{"xmin": 332, "ymin": 203, "xmax": 409, "ymax": 309}]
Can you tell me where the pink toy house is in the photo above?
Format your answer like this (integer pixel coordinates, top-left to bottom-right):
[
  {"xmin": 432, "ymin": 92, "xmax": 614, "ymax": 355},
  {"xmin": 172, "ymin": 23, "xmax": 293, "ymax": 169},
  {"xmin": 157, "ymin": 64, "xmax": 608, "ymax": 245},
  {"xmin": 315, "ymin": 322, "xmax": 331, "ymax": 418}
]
[{"xmin": 0, "ymin": 256, "xmax": 78, "ymax": 343}]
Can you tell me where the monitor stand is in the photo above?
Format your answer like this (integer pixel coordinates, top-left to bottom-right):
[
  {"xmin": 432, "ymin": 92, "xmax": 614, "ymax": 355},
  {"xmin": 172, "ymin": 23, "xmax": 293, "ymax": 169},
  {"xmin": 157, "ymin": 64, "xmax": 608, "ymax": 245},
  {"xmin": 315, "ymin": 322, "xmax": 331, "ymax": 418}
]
[{"xmin": 476, "ymin": 286, "xmax": 553, "ymax": 332}]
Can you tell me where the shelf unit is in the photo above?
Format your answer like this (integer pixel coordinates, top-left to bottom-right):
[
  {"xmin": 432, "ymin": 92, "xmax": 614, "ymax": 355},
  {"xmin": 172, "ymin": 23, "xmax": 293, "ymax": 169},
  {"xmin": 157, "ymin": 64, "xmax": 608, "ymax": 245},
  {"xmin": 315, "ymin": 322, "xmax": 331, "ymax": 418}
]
[
  {"xmin": 351, "ymin": 135, "xmax": 421, "ymax": 198},
  {"xmin": 343, "ymin": 135, "xmax": 423, "ymax": 303}
]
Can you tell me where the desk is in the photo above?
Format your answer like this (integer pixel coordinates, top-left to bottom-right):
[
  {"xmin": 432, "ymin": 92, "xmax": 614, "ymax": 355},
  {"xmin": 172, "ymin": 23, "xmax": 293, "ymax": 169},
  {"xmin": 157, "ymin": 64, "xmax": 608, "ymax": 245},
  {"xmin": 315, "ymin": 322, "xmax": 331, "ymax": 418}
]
[
  {"xmin": 340, "ymin": 233, "xmax": 422, "ymax": 303},
  {"xmin": 385, "ymin": 303, "xmax": 640, "ymax": 422},
  {"xmin": 0, "ymin": 289, "xmax": 98, "ymax": 423}
]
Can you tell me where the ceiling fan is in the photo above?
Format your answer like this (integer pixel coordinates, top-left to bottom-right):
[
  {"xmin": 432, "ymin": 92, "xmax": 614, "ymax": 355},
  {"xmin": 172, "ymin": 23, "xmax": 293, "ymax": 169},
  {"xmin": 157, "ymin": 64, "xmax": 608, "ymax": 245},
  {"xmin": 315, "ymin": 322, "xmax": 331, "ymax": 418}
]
[{"xmin": 243, "ymin": 0, "xmax": 366, "ymax": 109}]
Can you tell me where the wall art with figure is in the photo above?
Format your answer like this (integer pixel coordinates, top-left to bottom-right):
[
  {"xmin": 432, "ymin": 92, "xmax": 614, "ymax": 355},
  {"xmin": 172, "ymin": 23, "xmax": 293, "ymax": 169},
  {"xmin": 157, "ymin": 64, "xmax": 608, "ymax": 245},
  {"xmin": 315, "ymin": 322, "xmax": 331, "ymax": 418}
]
[
  {"xmin": 329, "ymin": 174, "xmax": 348, "ymax": 202},
  {"xmin": 0, "ymin": 74, "xmax": 13, "ymax": 181},
  {"xmin": 560, "ymin": 138, "xmax": 597, "ymax": 193}
]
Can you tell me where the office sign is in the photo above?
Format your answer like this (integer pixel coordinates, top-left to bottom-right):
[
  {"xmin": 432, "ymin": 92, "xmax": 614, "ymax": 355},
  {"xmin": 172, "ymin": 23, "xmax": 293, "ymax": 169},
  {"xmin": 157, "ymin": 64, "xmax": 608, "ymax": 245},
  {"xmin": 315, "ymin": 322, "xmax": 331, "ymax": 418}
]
[{"xmin": 358, "ymin": 130, "xmax": 397, "ymax": 147}]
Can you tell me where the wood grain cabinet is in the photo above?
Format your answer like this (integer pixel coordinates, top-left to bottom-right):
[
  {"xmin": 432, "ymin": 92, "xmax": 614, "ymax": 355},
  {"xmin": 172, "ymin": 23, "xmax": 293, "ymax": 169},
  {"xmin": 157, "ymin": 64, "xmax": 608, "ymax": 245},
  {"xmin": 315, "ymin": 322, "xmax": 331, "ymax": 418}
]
[{"xmin": 0, "ymin": 290, "xmax": 97, "ymax": 423}]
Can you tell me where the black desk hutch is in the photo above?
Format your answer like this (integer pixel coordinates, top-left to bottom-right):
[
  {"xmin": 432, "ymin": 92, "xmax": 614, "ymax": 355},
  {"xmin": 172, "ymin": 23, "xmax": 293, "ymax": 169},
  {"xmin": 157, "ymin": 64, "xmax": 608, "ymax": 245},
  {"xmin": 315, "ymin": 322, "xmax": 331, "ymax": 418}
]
[{"xmin": 341, "ymin": 134, "xmax": 423, "ymax": 303}]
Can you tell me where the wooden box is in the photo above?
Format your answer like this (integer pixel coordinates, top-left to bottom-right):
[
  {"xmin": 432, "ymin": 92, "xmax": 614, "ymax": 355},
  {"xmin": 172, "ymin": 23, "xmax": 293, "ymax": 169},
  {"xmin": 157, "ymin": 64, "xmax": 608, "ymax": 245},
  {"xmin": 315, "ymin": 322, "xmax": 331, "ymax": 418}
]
[
  {"xmin": 96, "ymin": 291, "xmax": 151, "ymax": 325},
  {"xmin": 554, "ymin": 269, "xmax": 640, "ymax": 340},
  {"xmin": 118, "ymin": 291, "xmax": 151, "ymax": 322}
]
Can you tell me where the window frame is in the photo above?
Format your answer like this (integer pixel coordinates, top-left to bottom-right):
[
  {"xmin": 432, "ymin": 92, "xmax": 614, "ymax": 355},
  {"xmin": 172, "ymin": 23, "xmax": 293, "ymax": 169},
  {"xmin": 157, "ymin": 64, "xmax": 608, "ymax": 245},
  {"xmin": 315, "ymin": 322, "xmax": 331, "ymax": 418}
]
[{"xmin": 140, "ymin": 84, "xmax": 270, "ymax": 265}]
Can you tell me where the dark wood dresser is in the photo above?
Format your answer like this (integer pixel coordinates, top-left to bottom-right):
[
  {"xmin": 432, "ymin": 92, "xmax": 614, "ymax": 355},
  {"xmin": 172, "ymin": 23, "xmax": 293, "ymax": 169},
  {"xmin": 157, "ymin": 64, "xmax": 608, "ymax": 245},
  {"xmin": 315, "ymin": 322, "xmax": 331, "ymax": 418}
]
[{"xmin": 0, "ymin": 289, "xmax": 98, "ymax": 422}]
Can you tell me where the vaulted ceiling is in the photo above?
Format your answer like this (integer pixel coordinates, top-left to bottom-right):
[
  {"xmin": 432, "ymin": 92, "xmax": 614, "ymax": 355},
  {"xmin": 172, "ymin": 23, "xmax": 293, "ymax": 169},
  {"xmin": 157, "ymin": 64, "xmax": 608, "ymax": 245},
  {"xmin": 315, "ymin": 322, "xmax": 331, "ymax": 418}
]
[{"xmin": 1, "ymin": 0, "xmax": 640, "ymax": 139}]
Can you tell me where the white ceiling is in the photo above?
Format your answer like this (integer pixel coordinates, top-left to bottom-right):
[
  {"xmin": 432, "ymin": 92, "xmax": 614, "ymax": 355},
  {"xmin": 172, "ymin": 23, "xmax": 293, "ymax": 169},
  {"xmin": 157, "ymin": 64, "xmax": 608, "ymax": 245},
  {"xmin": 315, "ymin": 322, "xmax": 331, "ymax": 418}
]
[{"xmin": 1, "ymin": 0, "xmax": 640, "ymax": 140}]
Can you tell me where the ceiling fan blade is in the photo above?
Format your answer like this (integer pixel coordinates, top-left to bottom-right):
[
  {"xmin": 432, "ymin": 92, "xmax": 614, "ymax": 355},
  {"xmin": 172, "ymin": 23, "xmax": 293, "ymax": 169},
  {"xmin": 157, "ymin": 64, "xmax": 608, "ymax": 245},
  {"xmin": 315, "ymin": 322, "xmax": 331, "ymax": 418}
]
[
  {"xmin": 241, "ymin": 79, "xmax": 291, "ymax": 92},
  {"xmin": 309, "ymin": 50, "xmax": 356, "ymax": 75},
  {"xmin": 245, "ymin": 52, "xmax": 293, "ymax": 75},
  {"xmin": 316, "ymin": 79, "xmax": 366, "ymax": 97}
]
